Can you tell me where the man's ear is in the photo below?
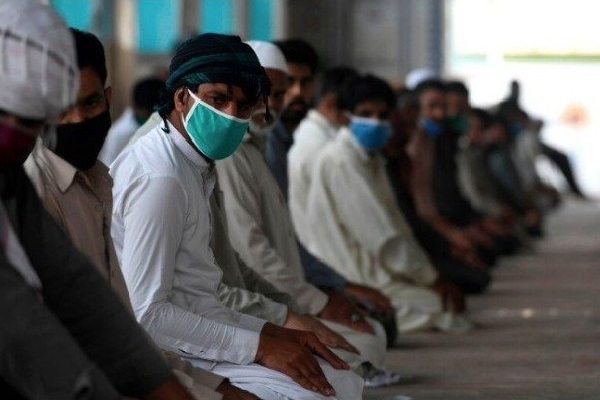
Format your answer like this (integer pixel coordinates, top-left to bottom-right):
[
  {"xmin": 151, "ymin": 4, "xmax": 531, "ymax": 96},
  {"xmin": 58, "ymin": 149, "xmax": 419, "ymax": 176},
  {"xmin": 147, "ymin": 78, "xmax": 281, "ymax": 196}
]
[
  {"xmin": 174, "ymin": 87, "xmax": 189, "ymax": 112},
  {"xmin": 322, "ymin": 92, "xmax": 337, "ymax": 111},
  {"xmin": 104, "ymin": 86, "xmax": 113, "ymax": 106}
]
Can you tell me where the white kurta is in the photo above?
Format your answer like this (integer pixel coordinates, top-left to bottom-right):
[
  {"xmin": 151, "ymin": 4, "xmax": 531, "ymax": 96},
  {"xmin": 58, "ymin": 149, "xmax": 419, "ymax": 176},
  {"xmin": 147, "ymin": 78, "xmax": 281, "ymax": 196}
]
[
  {"xmin": 111, "ymin": 123, "xmax": 363, "ymax": 400},
  {"xmin": 306, "ymin": 129, "xmax": 444, "ymax": 333},
  {"xmin": 217, "ymin": 134, "xmax": 387, "ymax": 369},
  {"xmin": 288, "ymin": 109, "xmax": 339, "ymax": 248},
  {"xmin": 99, "ymin": 107, "xmax": 139, "ymax": 166},
  {"xmin": 111, "ymin": 124, "xmax": 265, "ymax": 367}
]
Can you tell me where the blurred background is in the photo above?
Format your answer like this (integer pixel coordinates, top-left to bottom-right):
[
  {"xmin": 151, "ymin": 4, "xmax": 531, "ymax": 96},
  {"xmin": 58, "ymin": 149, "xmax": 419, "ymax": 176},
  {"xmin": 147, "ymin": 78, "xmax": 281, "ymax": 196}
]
[{"xmin": 47, "ymin": 0, "xmax": 600, "ymax": 195}]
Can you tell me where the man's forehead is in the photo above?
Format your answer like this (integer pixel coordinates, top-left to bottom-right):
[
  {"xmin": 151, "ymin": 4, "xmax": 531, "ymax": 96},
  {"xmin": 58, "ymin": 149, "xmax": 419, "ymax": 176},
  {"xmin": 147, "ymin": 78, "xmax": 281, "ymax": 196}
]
[
  {"xmin": 198, "ymin": 82, "xmax": 249, "ymax": 100},
  {"xmin": 76, "ymin": 68, "xmax": 104, "ymax": 99},
  {"xmin": 287, "ymin": 63, "xmax": 313, "ymax": 78}
]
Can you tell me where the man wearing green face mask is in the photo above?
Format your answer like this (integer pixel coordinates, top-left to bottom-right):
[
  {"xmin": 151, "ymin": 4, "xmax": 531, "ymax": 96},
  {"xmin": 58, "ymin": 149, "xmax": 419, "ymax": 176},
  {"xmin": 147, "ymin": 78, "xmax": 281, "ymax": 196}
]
[{"xmin": 110, "ymin": 33, "xmax": 363, "ymax": 400}]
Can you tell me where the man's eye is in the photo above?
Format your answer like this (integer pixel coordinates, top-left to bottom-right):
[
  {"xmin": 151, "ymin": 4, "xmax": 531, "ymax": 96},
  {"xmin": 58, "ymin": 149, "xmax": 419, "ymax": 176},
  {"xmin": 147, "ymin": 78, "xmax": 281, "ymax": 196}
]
[
  {"xmin": 212, "ymin": 96, "xmax": 228, "ymax": 107},
  {"xmin": 84, "ymin": 98, "xmax": 101, "ymax": 109},
  {"xmin": 239, "ymin": 104, "xmax": 252, "ymax": 115}
]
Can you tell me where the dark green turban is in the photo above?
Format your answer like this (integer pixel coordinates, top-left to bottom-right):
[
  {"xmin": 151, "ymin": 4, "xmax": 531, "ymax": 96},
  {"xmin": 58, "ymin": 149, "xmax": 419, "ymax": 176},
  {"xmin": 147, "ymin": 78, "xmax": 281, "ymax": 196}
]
[{"xmin": 157, "ymin": 33, "xmax": 271, "ymax": 117}]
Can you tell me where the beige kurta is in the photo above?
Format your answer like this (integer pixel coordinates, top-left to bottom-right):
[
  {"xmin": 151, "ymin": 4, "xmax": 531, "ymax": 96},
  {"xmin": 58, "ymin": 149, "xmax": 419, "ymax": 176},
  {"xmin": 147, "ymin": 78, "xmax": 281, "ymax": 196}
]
[
  {"xmin": 24, "ymin": 142, "xmax": 132, "ymax": 308},
  {"xmin": 217, "ymin": 134, "xmax": 387, "ymax": 368},
  {"xmin": 288, "ymin": 109, "xmax": 339, "ymax": 248},
  {"xmin": 217, "ymin": 135, "xmax": 329, "ymax": 315},
  {"xmin": 306, "ymin": 129, "xmax": 444, "ymax": 333}
]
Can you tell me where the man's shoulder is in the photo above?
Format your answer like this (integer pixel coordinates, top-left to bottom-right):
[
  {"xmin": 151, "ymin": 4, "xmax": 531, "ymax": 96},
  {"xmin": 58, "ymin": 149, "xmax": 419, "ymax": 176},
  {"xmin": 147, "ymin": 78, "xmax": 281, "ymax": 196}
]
[
  {"xmin": 217, "ymin": 141, "xmax": 256, "ymax": 176},
  {"xmin": 112, "ymin": 128, "xmax": 180, "ymax": 183}
]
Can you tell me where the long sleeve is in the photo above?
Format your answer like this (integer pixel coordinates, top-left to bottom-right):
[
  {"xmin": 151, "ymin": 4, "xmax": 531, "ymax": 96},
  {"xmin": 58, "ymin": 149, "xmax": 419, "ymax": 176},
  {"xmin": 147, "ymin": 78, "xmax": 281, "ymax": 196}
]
[
  {"xmin": 217, "ymin": 149, "xmax": 329, "ymax": 315},
  {"xmin": 322, "ymin": 147, "xmax": 436, "ymax": 286},
  {"xmin": 4, "ymin": 168, "xmax": 173, "ymax": 398},
  {"xmin": 0, "ymin": 257, "xmax": 120, "ymax": 400},
  {"xmin": 211, "ymin": 191, "xmax": 295, "ymax": 325},
  {"xmin": 114, "ymin": 174, "xmax": 262, "ymax": 365},
  {"xmin": 410, "ymin": 132, "xmax": 461, "ymax": 237}
]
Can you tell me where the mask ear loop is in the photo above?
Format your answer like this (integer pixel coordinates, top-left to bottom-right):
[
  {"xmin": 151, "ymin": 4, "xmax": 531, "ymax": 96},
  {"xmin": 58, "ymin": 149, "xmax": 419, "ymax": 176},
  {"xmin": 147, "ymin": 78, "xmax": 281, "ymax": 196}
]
[{"xmin": 263, "ymin": 94, "xmax": 272, "ymax": 123}]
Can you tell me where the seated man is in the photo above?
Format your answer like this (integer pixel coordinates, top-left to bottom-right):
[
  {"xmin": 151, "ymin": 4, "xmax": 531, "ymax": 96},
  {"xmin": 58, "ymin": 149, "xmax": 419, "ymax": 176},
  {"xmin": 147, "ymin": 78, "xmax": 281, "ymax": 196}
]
[
  {"xmin": 110, "ymin": 33, "xmax": 362, "ymax": 400},
  {"xmin": 305, "ymin": 74, "xmax": 472, "ymax": 334},
  {"xmin": 24, "ymin": 27, "xmax": 248, "ymax": 400},
  {"xmin": 288, "ymin": 66, "xmax": 395, "ymax": 325},
  {"xmin": 0, "ymin": 1, "xmax": 193, "ymax": 398},
  {"xmin": 384, "ymin": 93, "xmax": 492, "ymax": 295},
  {"xmin": 216, "ymin": 40, "xmax": 396, "ymax": 387}
]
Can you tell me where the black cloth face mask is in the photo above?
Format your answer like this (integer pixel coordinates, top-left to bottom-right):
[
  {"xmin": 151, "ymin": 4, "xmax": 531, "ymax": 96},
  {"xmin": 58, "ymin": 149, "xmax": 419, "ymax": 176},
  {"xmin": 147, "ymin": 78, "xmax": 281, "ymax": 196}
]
[{"xmin": 53, "ymin": 109, "xmax": 112, "ymax": 171}]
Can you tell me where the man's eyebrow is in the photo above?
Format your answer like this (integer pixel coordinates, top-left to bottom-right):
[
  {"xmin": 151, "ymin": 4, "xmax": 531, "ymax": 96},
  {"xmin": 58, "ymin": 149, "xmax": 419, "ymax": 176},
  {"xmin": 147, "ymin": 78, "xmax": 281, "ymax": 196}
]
[{"xmin": 204, "ymin": 88, "xmax": 230, "ymax": 97}]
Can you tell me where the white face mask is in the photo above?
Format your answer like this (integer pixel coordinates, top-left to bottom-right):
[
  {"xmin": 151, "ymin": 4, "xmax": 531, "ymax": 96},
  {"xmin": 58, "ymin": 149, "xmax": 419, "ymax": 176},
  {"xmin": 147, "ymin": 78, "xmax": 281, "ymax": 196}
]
[{"xmin": 249, "ymin": 107, "xmax": 279, "ymax": 136}]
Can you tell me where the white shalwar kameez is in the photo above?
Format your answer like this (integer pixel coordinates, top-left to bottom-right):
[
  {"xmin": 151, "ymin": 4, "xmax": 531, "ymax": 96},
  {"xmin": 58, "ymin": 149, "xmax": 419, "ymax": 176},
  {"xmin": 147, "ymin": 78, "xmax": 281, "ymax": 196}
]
[
  {"xmin": 305, "ymin": 128, "xmax": 447, "ymax": 333},
  {"xmin": 110, "ymin": 122, "xmax": 362, "ymax": 400},
  {"xmin": 288, "ymin": 109, "xmax": 340, "ymax": 247}
]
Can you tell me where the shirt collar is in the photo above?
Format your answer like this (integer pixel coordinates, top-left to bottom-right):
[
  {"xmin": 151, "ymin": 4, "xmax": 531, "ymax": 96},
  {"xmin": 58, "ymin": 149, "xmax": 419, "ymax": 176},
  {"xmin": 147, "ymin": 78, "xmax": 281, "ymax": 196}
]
[
  {"xmin": 32, "ymin": 142, "xmax": 77, "ymax": 193},
  {"xmin": 340, "ymin": 127, "xmax": 384, "ymax": 165},
  {"xmin": 167, "ymin": 120, "xmax": 211, "ymax": 170},
  {"xmin": 307, "ymin": 109, "xmax": 340, "ymax": 140}
]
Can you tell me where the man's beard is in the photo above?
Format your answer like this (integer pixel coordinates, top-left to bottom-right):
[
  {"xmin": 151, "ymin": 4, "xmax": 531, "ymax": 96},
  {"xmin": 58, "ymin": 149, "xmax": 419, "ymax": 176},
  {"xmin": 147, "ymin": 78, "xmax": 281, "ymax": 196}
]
[{"xmin": 281, "ymin": 97, "xmax": 309, "ymax": 126}]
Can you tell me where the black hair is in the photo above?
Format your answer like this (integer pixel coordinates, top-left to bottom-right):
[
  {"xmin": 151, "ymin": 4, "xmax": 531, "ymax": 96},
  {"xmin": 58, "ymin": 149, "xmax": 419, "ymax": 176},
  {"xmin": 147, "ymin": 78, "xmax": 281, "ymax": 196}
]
[
  {"xmin": 396, "ymin": 88, "xmax": 419, "ymax": 111},
  {"xmin": 342, "ymin": 74, "xmax": 396, "ymax": 113},
  {"xmin": 446, "ymin": 80, "xmax": 469, "ymax": 96},
  {"xmin": 69, "ymin": 28, "xmax": 107, "ymax": 85},
  {"xmin": 413, "ymin": 78, "xmax": 446, "ymax": 99},
  {"xmin": 316, "ymin": 66, "xmax": 358, "ymax": 109},
  {"xmin": 273, "ymin": 38, "xmax": 319, "ymax": 74},
  {"xmin": 469, "ymin": 107, "xmax": 492, "ymax": 128},
  {"xmin": 133, "ymin": 77, "xmax": 164, "ymax": 113}
]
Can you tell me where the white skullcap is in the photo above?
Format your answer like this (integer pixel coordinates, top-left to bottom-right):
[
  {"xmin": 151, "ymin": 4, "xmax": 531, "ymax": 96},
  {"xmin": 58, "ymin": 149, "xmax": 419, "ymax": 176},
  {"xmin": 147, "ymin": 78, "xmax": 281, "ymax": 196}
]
[
  {"xmin": 0, "ymin": 0, "xmax": 79, "ymax": 119},
  {"xmin": 405, "ymin": 67, "xmax": 436, "ymax": 90},
  {"xmin": 246, "ymin": 40, "xmax": 289, "ymax": 74}
]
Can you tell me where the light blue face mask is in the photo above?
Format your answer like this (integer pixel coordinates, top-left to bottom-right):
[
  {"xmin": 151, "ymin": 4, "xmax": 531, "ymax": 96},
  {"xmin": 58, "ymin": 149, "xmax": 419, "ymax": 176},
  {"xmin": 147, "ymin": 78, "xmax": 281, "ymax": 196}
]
[
  {"xmin": 182, "ymin": 89, "xmax": 250, "ymax": 160},
  {"xmin": 349, "ymin": 116, "xmax": 392, "ymax": 151}
]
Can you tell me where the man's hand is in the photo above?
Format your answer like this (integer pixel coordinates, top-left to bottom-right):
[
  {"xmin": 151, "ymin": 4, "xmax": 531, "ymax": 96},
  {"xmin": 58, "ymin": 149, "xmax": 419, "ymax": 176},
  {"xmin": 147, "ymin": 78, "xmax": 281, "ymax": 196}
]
[
  {"xmin": 216, "ymin": 379, "xmax": 260, "ymax": 400},
  {"xmin": 445, "ymin": 227, "xmax": 474, "ymax": 253},
  {"xmin": 344, "ymin": 282, "xmax": 394, "ymax": 314},
  {"xmin": 256, "ymin": 324, "xmax": 349, "ymax": 396},
  {"xmin": 450, "ymin": 246, "xmax": 487, "ymax": 271},
  {"xmin": 284, "ymin": 311, "xmax": 359, "ymax": 354},
  {"xmin": 317, "ymin": 292, "xmax": 375, "ymax": 334},
  {"xmin": 432, "ymin": 280, "xmax": 466, "ymax": 313}
]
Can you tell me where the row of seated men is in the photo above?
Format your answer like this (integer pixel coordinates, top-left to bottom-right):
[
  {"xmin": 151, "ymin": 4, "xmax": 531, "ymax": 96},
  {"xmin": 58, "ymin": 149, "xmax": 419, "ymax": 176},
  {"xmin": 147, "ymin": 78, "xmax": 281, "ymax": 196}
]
[{"xmin": 0, "ymin": 1, "xmax": 560, "ymax": 399}]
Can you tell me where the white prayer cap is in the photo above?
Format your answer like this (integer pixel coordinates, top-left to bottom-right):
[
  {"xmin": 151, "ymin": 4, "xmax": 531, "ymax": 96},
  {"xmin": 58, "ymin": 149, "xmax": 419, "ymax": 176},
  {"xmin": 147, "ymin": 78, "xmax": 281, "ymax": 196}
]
[
  {"xmin": 405, "ymin": 68, "xmax": 436, "ymax": 90},
  {"xmin": 0, "ymin": 0, "xmax": 79, "ymax": 120},
  {"xmin": 245, "ymin": 40, "xmax": 289, "ymax": 74}
]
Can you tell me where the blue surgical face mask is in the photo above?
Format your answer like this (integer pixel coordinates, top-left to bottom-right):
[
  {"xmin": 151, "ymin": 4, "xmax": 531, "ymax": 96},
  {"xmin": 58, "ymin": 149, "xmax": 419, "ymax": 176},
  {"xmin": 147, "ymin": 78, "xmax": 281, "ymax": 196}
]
[
  {"xmin": 509, "ymin": 122, "xmax": 523, "ymax": 137},
  {"xmin": 349, "ymin": 116, "xmax": 392, "ymax": 151},
  {"xmin": 182, "ymin": 89, "xmax": 250, "ymax": 160},
  {"xmin": 421, "ymin": 118, "xmax": 445, "ymax": 137}
]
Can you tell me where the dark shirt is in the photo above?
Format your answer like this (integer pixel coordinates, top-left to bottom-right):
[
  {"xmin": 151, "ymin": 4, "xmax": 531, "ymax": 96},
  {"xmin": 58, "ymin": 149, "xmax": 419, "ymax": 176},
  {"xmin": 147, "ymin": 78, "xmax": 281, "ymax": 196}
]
[
  {"xmin": 0, "ymin": 166, "xmax": 172, "ymax": 399},
  {"xmin": 431, "ymin": 130, "xmax": 480, "ymax": 226},
  {"xmin": 385, "ymin": 160, "xmax": 451, "ymax": 258}
]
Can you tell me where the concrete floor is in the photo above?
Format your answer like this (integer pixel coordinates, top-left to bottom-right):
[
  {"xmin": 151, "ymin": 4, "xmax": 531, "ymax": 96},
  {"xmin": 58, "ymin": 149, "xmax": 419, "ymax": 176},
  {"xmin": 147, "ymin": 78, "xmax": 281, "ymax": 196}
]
[{"xmin": 365, "ymin": 199, "xmax": 600, "ymax": 400}]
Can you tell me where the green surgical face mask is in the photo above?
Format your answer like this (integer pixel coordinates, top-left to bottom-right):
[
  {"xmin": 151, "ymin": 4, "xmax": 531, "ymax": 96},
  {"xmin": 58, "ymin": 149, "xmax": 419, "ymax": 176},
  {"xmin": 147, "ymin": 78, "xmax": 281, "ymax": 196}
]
[
  {"xmin": 182, "ymin": 89, "xmax": 249, "ymax": 160},
  {"xmin": 447, "ymin": 115, "xmax": 468, "ymax": 133}
]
